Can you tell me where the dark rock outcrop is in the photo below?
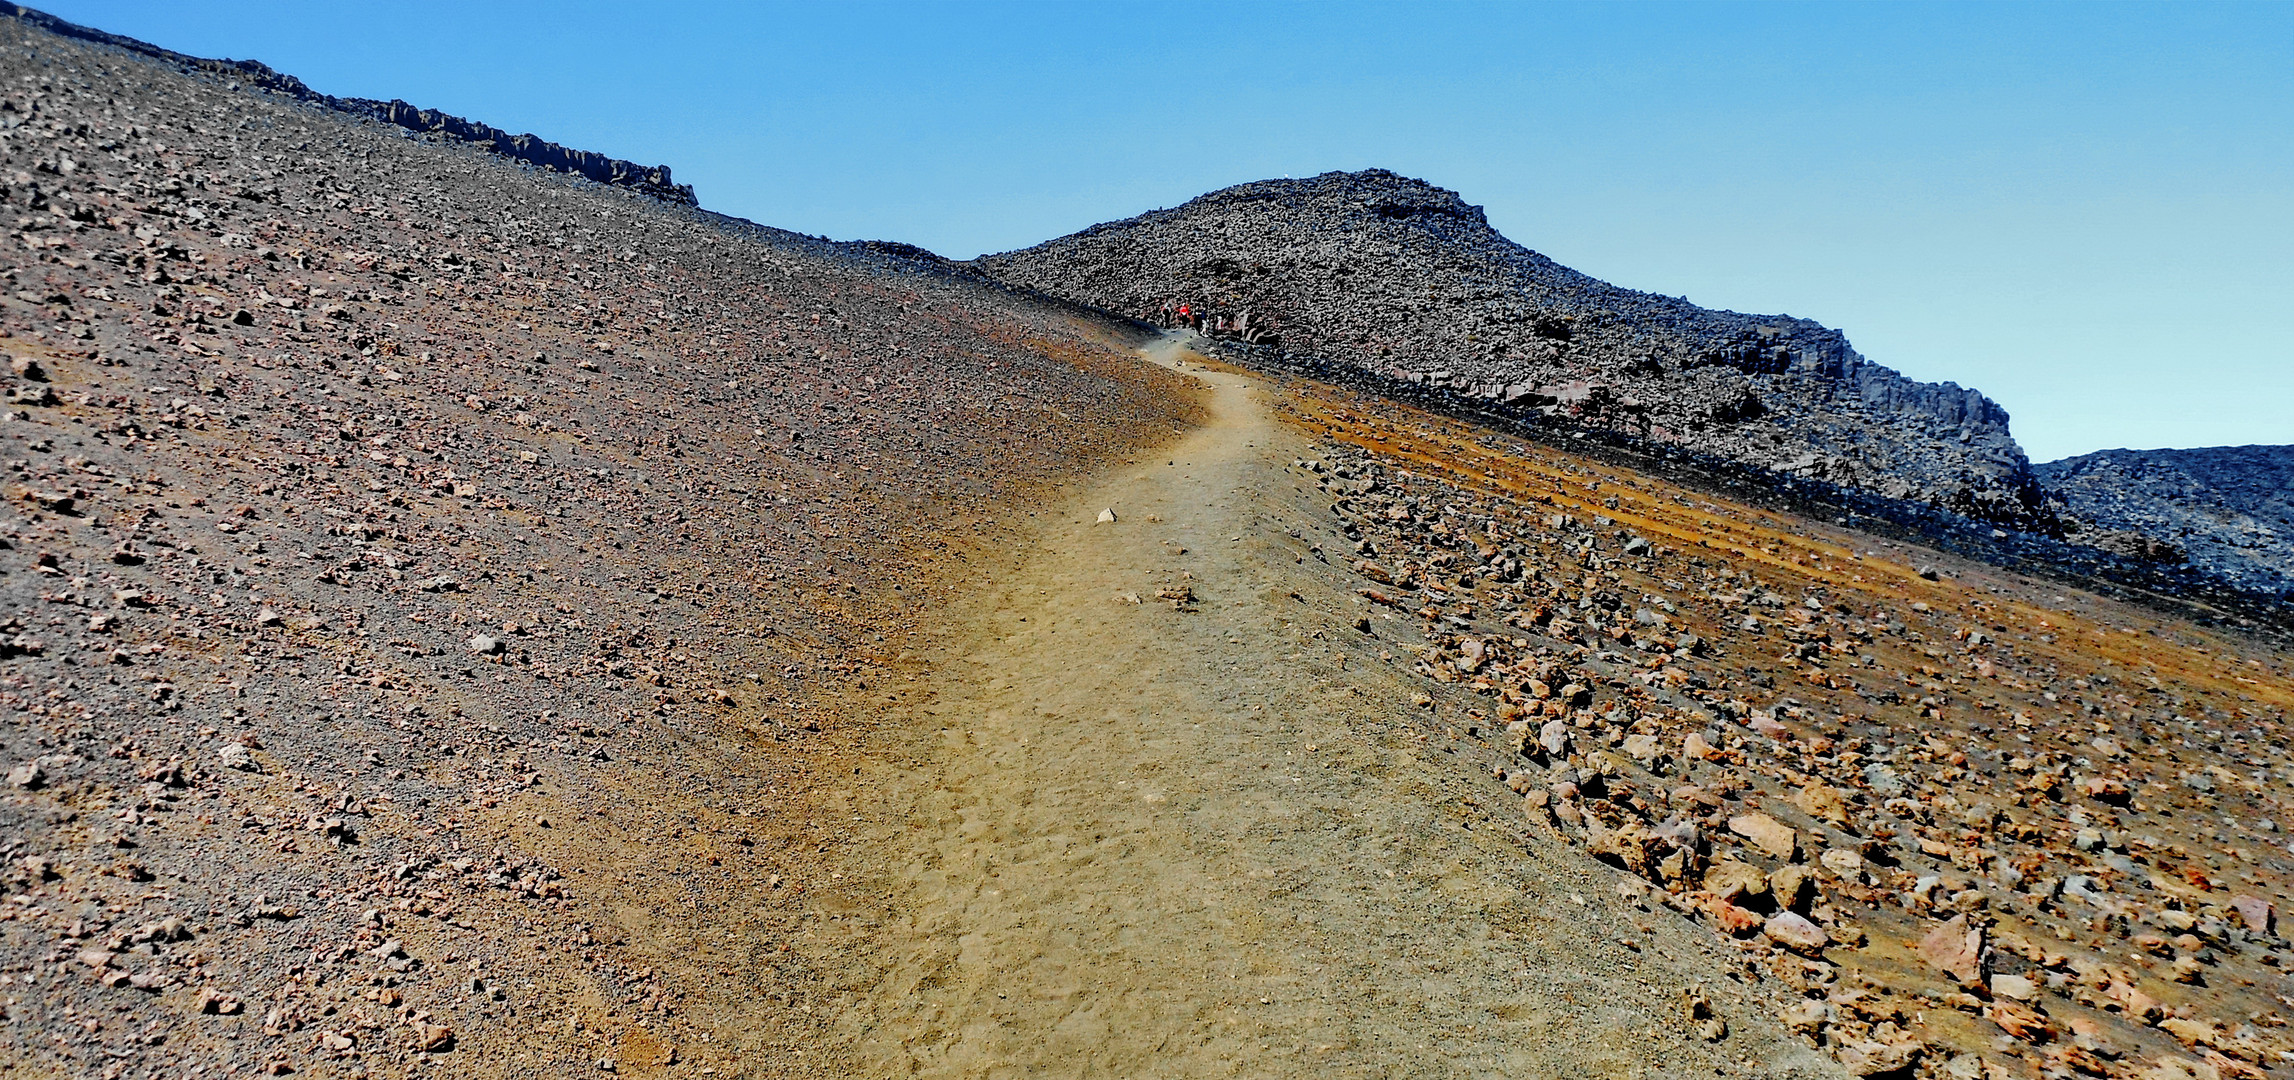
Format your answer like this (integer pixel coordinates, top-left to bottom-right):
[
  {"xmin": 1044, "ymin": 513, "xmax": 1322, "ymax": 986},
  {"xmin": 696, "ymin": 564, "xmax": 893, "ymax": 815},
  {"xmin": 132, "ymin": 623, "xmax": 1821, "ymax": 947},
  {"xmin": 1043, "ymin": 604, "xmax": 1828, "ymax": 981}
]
[
  {"xmin": 2, "ymin": 3, "xmax": 695, "ymax": 204},
  {"xmin": 977, "ymin": 169, "xmax": 2047, "ymax": 525},
  {"xmin": 2038, "ymin": 445, "xmax": 2294, "ymax": 597}
]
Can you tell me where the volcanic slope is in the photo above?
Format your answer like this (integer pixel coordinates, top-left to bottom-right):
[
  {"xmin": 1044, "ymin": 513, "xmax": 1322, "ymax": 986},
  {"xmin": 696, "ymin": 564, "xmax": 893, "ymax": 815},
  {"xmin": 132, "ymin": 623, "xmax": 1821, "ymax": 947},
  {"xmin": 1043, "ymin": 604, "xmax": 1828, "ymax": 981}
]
[
  {"xmin": 830, "ymin": 336, "xmax": 1840, "ymax": 1080},
  {"xmin": 977, "ymin": 169, "xmax": 2045, "ymax": 525},
  {"xmin": 821, "ymin": 337, "xmax": 2294, "ymax": 1080},
  {"xmin": 2038, "ymin": 446, "xmax": 2294, "ymax": 600},
  {"xmin": 0, "ymin": 14, "xmax": 1200, "ymax": 1079}
]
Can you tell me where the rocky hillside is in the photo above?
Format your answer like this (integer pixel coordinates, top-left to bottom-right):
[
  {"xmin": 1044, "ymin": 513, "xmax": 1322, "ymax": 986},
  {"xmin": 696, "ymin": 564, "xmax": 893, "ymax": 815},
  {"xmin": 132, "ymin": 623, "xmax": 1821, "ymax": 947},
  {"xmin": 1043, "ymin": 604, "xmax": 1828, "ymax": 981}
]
[
  {"xmin": 977, "ymin": 169, "xmax": 2047, "ymax": 525},
  {"xmin": 3, "ymin": 2, "xmax": 695, "ymax": 203},
  {"xmin": 0, "ymin": 11, "xmax": 1195, "ymax": 1076},
  {"xmin": 2040, "ymin": 446, "xmax": 2294, "ymax": 599},
  {"xmin": 1271, "ymin": 379, "xmax": 2294, "ymax": 1080}
]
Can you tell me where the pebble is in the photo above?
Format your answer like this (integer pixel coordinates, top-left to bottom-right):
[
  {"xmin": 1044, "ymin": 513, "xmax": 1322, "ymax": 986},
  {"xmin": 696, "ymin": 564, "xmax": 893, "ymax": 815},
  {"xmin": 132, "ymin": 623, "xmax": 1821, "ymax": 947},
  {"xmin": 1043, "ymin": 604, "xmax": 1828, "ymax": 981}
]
[
  {"xmin": 1762, "ymin": 911, "xmax": 1828, "ymax": 955},
  {"xmin": 1725, "ymin": 812, "xmax": 1797, "ymax": 861}
]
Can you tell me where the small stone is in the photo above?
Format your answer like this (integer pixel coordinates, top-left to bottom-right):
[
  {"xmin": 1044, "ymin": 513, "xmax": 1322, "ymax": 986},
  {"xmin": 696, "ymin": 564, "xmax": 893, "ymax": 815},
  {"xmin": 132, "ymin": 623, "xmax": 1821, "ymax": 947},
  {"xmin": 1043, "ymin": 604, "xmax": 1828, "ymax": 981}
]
[
  {"xmin": 1622, "ymin": 733, "xmax": 1662, "ymax": 763},
  {"xmin": 467, "ymin": 634, "xmax": 504, "ymax": 655},
  {"xmin": 1726, "ymin": 812, "xmax": 1797, "ymax": 860},
  {"xmin": 2229, "ymin": 895, "xmax": 2275, "ymax": 935},
  {"xmin": 6, "ymin": 761, "xmax": 43, "ymax": 789},
  {"xmin": 1780, "ymin": 999, "xmax": 1829, "ymax": 1035},
  {"xmin": 1918, "ymin": 914, "xmax": 1985, "ymax": 987},
  {"xmin": 255, "ymin": 607, "xmax": 283, "ymax": 627},
  {"xmin": 1837, "ymin": 1039, "xmax": 1922, "ymax": 1077},
  {"xmin": 1768, "ymin": 864, "xmax": 1816, "ymax": 912},
  {"xmin": 1703, "ymin": 860, "xmax": 1768, "ymax": 904},
  {"xmin": 1984, "ymin": 1000, "xmax": 2053, "ymax": 1042},
  {"xmin": 1095, "ymin": 508, "xmax": 1116, "ymax": 524},
  {"xmin": 420, "ymin": 1024, "xmax": 455, "ymax": 1052},
  {"xmin": 216, "ymin": 743, "xmax": 257, "ymax": 772},
  {"xmin": 1794, "ymin": 783, "xmax": 1851, "ymax": 827},
  {"xmin": 1681, "ymin": 731, "xmax": 1715, "ymax": 760},
  {"xmin": 1989, "ymin": 973, "xmax": 2036, "ymax": 1001},
  {"xmin": 2158, "ymin": 1016, "xmax": 2214, "ymax": 1048},
  {"xmin": 1704, "ymin": 896, "xmax": 1763, "ymax": 936},
  {"xmin": 1819, "ymin": 847, "xmax": 1865, "ymax": 882},
  {"xmin": 1763, "ymin": 911, "xmax": 1829, "ymax": 955}
]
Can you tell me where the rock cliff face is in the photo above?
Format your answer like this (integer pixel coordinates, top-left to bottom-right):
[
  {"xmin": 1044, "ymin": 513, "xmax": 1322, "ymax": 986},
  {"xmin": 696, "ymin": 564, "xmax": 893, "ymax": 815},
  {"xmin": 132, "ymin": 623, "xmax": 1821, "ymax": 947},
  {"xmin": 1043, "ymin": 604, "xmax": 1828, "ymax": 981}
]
[
  {"xmin": 2, "ymin": 2, "xmax": 695, "ymax": 204},
  {"xmin": 978, "ymin": 169, "xmax": 2046, "ymax": 524},
  {"xmin": 2038, "ymin": 446, "xmax": 2294, "ymax": 598}
]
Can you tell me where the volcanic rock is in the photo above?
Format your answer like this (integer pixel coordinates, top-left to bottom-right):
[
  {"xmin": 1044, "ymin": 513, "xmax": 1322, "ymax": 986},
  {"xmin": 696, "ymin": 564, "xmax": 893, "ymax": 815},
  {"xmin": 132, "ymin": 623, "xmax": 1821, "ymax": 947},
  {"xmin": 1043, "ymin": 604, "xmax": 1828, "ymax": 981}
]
[{"xmin": 979, "ymin": 169, "xmax": 2048, "ymax": 523}]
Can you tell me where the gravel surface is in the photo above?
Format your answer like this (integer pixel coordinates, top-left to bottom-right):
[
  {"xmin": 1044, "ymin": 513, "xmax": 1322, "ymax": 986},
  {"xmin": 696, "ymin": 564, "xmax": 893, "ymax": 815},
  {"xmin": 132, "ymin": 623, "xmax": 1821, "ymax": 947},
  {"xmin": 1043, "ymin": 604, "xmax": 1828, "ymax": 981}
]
[
  {"xmin": 0, "ymin": 15, "xmax": 1194, "ymax": 1077},
  {"xmin": 830, "ymin": 338, "xmax": 1840, "ymax": 1079}
]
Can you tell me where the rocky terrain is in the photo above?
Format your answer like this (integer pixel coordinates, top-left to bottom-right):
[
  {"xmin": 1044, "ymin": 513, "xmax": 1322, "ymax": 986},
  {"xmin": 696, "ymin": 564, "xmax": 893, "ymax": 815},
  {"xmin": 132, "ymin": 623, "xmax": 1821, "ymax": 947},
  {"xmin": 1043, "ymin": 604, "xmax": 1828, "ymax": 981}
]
[
  {"xmin": 2039, "ymin": 447, "xmax": 2294, "ymax": 601},
  {"xmin": 0, "ymin": 12, "xmax": 1198, "ymax": 1077},
  {"xmin": 1255, "ymin": 369, "xmax": 2293, "ymax": 1080},
  {"xmin": 976, "ymin": 169, "xmax": 2050, "ymax": 526},
  {"xmin": 1, "ymin": 3, "xmax": 694, "ymax": 204},
  {"xmin": 0, "ymin": 8, "xmax": 2289, "ymax": 1080}
]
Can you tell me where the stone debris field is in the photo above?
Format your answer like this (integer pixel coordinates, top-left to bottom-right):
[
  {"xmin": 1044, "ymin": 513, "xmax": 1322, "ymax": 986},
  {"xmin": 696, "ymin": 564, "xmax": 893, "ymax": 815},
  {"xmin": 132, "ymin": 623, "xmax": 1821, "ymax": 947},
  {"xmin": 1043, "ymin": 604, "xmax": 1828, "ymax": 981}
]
[{"xmin": 1267, "ymin": 371, "xmax": 2293, "ymax": 1079}]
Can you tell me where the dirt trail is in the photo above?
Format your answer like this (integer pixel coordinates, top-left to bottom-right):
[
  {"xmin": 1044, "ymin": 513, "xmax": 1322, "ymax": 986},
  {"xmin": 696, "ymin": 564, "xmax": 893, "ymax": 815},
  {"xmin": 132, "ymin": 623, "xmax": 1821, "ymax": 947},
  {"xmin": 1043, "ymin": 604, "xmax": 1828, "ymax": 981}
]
[{"xmin": 830, "ymin": 336, "xmax": 1842, "ymax": 1078}]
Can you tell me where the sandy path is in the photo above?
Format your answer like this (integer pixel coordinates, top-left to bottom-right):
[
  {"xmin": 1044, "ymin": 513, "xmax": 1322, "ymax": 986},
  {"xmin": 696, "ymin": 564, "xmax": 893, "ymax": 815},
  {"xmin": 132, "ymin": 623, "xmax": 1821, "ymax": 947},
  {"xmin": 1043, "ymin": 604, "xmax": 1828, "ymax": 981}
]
[{"xmin": 830, "ymin": 336, "xmax": 1841, "ymax": 1078}]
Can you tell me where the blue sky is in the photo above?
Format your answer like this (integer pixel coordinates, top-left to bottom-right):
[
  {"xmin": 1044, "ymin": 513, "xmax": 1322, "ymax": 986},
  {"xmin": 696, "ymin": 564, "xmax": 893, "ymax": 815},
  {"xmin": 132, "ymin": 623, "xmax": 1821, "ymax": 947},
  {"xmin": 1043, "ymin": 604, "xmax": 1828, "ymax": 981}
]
[{"xmin": 44, "ymin": 1, "xmax": 2291, "ymax": 461}]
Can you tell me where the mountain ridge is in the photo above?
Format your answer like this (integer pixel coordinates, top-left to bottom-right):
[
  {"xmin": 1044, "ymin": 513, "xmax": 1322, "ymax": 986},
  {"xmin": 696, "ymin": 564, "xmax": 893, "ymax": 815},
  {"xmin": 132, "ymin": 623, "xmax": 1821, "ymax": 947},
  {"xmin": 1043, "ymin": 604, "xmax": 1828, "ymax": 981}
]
[
  {"xmin": 978, "ymin": 168, "xmax": 2043, "ymax": 524},
  {"xmin": 2039, "ymin": 444, "xmax": 2294, "ymax": 598},
  {"xmin": 2, "ymin": 1, "xmax": 695, "ymax": 204}
]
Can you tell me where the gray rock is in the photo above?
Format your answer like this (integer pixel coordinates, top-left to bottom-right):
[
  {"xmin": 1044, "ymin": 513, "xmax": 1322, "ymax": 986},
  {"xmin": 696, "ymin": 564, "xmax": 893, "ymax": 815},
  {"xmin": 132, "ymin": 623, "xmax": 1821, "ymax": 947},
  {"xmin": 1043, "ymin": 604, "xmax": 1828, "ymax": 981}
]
[
  {"xmin": 979, "ymin": 169, "xmax": 2049, "ymax": 525},
  {"xmin": 1861, "ymin": 763, "xmax": 1904, "ymax": 796},
  {"xmin": 2037, "ymin": 444, "xmax": 2294, "ymax": 596}
]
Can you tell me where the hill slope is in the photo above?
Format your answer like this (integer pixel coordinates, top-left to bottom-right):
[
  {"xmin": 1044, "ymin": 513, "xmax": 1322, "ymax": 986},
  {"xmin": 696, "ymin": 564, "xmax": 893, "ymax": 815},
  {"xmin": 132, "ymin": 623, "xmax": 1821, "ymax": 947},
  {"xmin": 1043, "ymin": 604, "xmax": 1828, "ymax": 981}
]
[
  {"xmin": 977, "ymin": 169, "xmax": 2046, "ymax": 524},
  {"xmin": 0, "ymin": 11, "xmax": 1198, "ymax": 1075},
  {"xmin": 2040, "ymin": 445, "xmax": 2294, "ymax": 598}
]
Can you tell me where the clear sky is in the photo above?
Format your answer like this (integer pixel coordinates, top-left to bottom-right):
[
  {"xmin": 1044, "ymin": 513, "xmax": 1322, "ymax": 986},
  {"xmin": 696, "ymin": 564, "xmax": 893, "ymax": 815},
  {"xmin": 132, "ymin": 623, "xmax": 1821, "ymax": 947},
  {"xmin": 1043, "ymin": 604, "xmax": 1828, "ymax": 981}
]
[{"xmin": 40, "ymin": 1, "xmax": 2292, "ymax": 462}]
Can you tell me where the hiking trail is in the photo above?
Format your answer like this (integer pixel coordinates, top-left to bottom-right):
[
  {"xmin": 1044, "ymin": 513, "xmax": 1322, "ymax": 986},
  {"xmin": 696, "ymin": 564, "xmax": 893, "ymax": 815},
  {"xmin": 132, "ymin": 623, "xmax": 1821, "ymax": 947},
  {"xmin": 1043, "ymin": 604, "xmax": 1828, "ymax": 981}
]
[{"xmin": 826, "ymin": 334, "xmax": 1841, "ymax": 1078}]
